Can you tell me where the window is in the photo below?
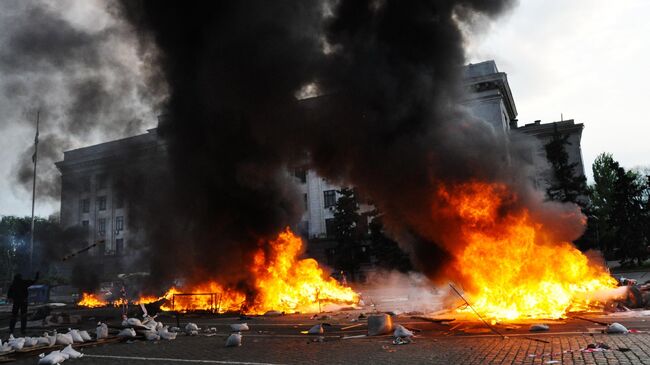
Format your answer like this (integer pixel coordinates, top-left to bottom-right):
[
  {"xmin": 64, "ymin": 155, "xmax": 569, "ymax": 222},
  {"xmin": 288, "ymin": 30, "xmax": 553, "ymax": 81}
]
[
  {"xmin": 303, "ymin": 194, "xmax": 308, "ymax": 210},
  {"xmin": 81, "ymin": 177, "xmax": 91, "ymax": 193},
  {"xmin": 97, "ymin": 196, "xmax": 107, "ymax": 211},
  {"xmin": 115, "ymin": 239, "xmax": 124, "ymax": 255},
  {"xmin": 97, "ymin": 174, "xmax": 108, "ymax": 190},
  {"xmin": 115, "ymin": 216, "xmax": 124, "ymax": 232},
  {"xmin": 81, "ymin": 220, "xmax": 89, "ymax": 231},
  {"xmin": 323, "ymin": 190, "xmax": 337, "ymax": 208},
  {"xmin": 325, "ymin": 218, "xmax": 336, "ymax": 238},
  {"xmin": 97, "ymin": 218, "xmax": 106, "ymax": 236},
  {"xmin": 294, "ymin": 169, "xmax": 307, "ymax": 184},
  {"xmin": 80, "ymin": 199, "xmax": 90, "ymax": 214}
]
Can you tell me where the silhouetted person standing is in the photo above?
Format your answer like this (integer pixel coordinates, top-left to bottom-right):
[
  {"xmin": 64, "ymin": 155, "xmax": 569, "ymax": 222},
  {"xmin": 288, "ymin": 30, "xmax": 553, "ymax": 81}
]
[{"xmin": 7, "ymin": 272, "xmax": 39, "ymax": 334}]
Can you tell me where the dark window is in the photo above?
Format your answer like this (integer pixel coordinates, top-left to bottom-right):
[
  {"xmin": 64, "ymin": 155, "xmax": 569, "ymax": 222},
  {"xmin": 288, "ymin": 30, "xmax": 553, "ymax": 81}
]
[
  {"xmin": 303, "ymin": 194, "xmax": 308, "ymax": 210},
  {"xmin": 97, "ymin": 174, "xmax": 108, "ymax": 190},
  {"xmin": 81, "ymin": 177, "xmax": 90, "ymax": 193},
  {"xmin": 323, "ymin": 190, "xmax": 336, "ymax": 208},
  {"xmin": 115, "ymin": 239, "xmax": 124, "ymax": 255},
  {"xmin": 325, "ymin": 218, "xmax": 336, "ymax": 238},
  {"xmin": 97, "ymin": 196, "xmax": 107, "ymax": 211},
  {"xmin": 294, "ymin": 169, "xmax": 307, "ymax": 183},
  {"xmin": 80, "ymin": 199, "xmax": 90, "ymax": 214},
  {"xmin": 98, "ymin": 218, "xmax": 106, "ymax": 236},
  {"xmin": 115, "ymin": 216, "xmax": 124, "ymax": 231}
]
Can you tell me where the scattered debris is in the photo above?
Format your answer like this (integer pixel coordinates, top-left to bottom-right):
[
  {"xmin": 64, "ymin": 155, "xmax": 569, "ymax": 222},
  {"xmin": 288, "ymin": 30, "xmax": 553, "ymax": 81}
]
[
  {"xmin": 38, "ymin": 351, "xmax": 66, "ymax": 365},
  {"xmin": 308, "ymin": 324, "xmax": 324, "ymax": 335},
  {"xmin": 341, "ymin": 334, "xmax": 367, "ymax": 340},
  {"xmin": 185, "ymin": 323, "xmax": 200, "ymax": 336},
  {"xmin": 392, "ymin": 337, "xmax": 412, "ymax": 345},
  {"xmin": 230, "ymin": 323, "xmax": 250, "ymax": 332},
  {"xmin": 225, "ymin": 333, "xmax": 242, "ymax": 347},
  {"xmin": 96, "ymin": 322, "xmax": 109, "ymax": 339},
  {"xmin": 606, "ymin": 322, "xmax": 628, "ymax": 334},
  {"xmin": 118, "ymin": 328, "xmax": 137, "ymax": 338},
  {"xmin": 368, "ymin": 314, "xmax": 393, "ymax": 336},
  {"xmin": 381, "ymin": 345, "xmax": 396, "ymax": 353},
  {"xmin": 618, "ymin": 347, "xmax": 632, "ymax": 352},
  {"xmin": 61, "ymin": 344, "xmax": 83, "ymax": 359},
  {"xmin": 544, "ymin": 361, "xmax": 560, "ymax": 364},
  {"xmin": 529, "ymin": 324, "xmax": 549, "ymax": 332},
  {"xmin": 341, "ymin": 324, "xmax": 364, "ymax": 331},
  {"xmin": 393, "ymin": 325, "xmax": 414, "ymax": 338}
]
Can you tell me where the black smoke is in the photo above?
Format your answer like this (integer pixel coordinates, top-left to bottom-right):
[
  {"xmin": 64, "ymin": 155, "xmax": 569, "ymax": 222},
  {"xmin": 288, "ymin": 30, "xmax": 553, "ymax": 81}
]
[
  {"xmin": 0, "ymin": 0, "xmax": 163, "ymax": 201},
  {"xmin": 117, "ymin": 0, "xmax": 544, "ymax": 294}
]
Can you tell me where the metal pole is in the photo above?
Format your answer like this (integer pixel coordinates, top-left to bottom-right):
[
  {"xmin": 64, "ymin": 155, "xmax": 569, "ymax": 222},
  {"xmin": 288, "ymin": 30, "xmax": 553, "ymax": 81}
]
[{"xmin": 29, "ymin": 110, "xmax": 40, "ymax": 272}]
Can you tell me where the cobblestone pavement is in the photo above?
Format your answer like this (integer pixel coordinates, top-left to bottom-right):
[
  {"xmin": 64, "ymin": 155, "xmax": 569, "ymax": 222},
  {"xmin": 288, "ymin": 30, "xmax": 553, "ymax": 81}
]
[
  {"xmin": 5, "ymin": 310, "xmax": 650, "ymax": 364},
  {"xmin": 6, "ymin": 332, "xmax": 650, "ymax": 365}
]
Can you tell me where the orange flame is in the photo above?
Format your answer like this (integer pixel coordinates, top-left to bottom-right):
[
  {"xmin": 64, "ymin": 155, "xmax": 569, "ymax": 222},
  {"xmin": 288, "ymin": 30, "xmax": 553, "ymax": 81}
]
[
  {"xmin": 443, "ymin": 182, "xmax": 618, "ymax": 320},
  {"xmin": 155, "ymin": 228, "xmax": 359, "ymax": 314},
  {"xmin": 77, "ymin": 293, "xmax": 107, "ymax": 308}
]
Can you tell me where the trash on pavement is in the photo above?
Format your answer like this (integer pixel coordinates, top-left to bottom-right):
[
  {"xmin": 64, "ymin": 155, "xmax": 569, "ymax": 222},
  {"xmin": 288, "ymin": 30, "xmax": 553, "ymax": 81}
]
[
  {"xmin": 308, "ymin": 324, "xmax": 324, "ymax": 335},
  {"xmin": 230, "ymin": 323, "xmax": 250, "ymax": 332},
  {"xmin": 393, "ymin": 325, "xmax": 414, "ymax": 338},
  {"xmin": 529, "ymin": 324, "xmax": 549, "ymax": 332},
  {"xmin": 368, "ymin": 314, "xmax": 393, "ymax": 336},
  {"xmin": 61, "ymin": 344, "xmax": 83, "ymax": 359},
  {"xmin": 392, "ymin": 337, "xmax": 412, "ymax": 345},
  {"xmin": 606, "ymin": 322, "xmax": 628, "ymax": 334},
  {"xmin": 225, "ymin": 332, "xmax": 242, "ymax": 347}
]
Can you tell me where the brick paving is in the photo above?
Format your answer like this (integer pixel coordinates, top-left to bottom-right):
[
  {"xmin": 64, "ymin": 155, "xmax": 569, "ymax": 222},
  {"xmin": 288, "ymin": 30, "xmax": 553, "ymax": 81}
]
[{"xmin": 6, "ymin": 332, "xmax": 650, "ymax": 364}]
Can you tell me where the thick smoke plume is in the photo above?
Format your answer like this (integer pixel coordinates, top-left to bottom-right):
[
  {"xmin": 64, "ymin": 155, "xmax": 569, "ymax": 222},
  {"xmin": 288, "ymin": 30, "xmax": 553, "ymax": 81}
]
[
  {"xmin": 0, "ymin": 0, "xmax": 163, "ymax": 202},
  {"xmin": 118, "ymin": 0, "xmax": 567, "ymax": 297}
]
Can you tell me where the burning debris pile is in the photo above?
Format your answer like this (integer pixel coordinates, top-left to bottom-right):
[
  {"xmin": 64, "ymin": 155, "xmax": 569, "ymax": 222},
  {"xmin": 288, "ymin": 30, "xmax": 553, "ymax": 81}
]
[
  {"xmin": 439, "ymin": 182, "xmax": 618, "ymax": 320},
  {"xmin": 79, "ymin": 229, "xmax": 358, "ymax": 314}
]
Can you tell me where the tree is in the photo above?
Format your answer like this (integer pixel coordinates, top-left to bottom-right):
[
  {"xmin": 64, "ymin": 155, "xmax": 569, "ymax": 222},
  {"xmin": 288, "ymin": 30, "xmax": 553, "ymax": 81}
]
[
  {"xmin": 330, "ymin": 188, "xmax": 363, "ymax": 281},
  {"xmin": 368, "ymin": 213, "xmax": 412, "ymax": 272},
  {"xmin": 588, "ymin": 153, "xmax": 649, "ymax": 264},
  {"xmin": 544, "ymin": 123, "xmax": 587, "ymax": 204}
]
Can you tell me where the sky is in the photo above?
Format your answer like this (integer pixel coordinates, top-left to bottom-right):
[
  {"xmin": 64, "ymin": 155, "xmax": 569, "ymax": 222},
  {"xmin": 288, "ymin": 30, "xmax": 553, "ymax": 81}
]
[{"xmin": 0, "ymin": 0, "xmax": 648, "ymax": 218}]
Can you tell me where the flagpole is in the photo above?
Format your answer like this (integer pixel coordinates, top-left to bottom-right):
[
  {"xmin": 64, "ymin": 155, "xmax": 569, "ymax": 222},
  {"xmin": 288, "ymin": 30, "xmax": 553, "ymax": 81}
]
[{"xmin": 29, "ymin": 110, "xmax": 40, "ymax": 272}]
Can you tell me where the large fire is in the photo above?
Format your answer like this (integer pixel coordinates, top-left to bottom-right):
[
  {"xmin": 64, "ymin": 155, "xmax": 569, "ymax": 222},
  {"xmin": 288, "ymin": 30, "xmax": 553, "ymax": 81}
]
[
  {"xmin": 443, "ymin": 182, "xmax": 618, "ymax": 320},
  {"xmin": 159, "ymin": 228, "xmax": 359, "ymax": 314},
  {"xmin": 78, "ymin": 228, "xmax": 359, "ymax": 314}
]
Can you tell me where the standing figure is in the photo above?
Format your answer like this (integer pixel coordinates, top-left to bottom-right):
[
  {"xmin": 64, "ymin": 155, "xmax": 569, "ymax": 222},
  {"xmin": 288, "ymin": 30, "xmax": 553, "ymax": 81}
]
[{"xmin": 7, "ymin": 272, "xmax": 39, "ymax": 334}]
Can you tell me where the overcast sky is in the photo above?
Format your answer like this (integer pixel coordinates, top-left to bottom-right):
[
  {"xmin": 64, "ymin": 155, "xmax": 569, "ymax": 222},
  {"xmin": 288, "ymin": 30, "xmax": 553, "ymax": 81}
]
[{"xmin": 1, "ymin": 0, "xmax": 648, "ymax": 218}]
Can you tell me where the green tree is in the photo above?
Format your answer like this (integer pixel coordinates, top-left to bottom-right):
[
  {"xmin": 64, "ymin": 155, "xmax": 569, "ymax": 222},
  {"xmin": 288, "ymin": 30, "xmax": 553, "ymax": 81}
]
[
  {"xmin": 368, "ymin": 213, "xmax": 412, "ymax": 272},
  {"xmin": 544, "ymin": 123, "xmax": 587, "ymax": 204},
  {"xmin": 331, "ymin": 188, "xmax": 363, "ymax": 281},
  {"xmin": 588, "ymin": 153, "xmax": 649, "ymax": 264}
]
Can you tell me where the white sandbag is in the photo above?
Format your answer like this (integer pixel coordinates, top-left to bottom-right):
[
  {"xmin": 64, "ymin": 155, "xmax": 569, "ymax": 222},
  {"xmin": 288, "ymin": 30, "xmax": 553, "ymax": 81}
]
[
  {"xmin": 157, "ymin": 327, "xmax": 177, "ymax": 340},
  {"xmin": 144, "ymin": 331, "xmax": 160, "ymax": 341},
  {"xmin": 393, "ymin": 324, "xmax": 414, "ymax": 338},
  {"xmin": 46, "ymin": 333, "xmax": 57, "ymax": 347},
  {"xmin": 67, "ymin": 329, "xmax": 84, "ymax": 343},
  {"xmin": 38, "ymin": 351, "xmax": 67, "ymax": 365},
  {"xmin": 155, "ymin": 321, "xmax": 164, "ymax": 331},
  {"xmin": 606, "ymin": 322, "xmax": 628, "ymax": 334},
  {"xmin": 24, "ymin": 337, "xmax": 38, "ymax": 347},
  {"xmin": 117, "ymin": 328, "xmax": 136, "ymax": 338},
  {"xmin": 78, "ymin": 330, "xmax": 92, "ymax": 341},
  {"xmin": 0, "ymin": 341, "xmax": 12, "ymax": 353},
  {"xmin": 36, "ymin": 336, "xmax": 51, "ymax": 347},
  {"xmin": 225, "ymin": 333, "xmax": 242, "ymax": 347},
  {"xmin": 126, "ymin": 318, "xmax": 143, "ymax": 327},
  {"xmin": 230, "ymin": 323, "xmax": 249, "ymax": 332},
  {"xmin": 8, "ymin": 335, "xmax": 25, "ymax": 350},
  {"xmin": 308, "ymin": 324, "xmax": 323, "ymax": 334},
  {"xmin": 96, "ymin": 323, "xmax": 109, "ymax": 339},
  {"xmin": 61, "ymin": 344, "xmax": 83, "ymax": 359},
  {"xmin": 368, "ymin": 314, "xmax": 394, "ymax": 336},
  {"xmin": 55, "ymin": 333, "xmax": 74, "ymax": 346},
  {"xmin": 185, "ymin": 323, "xmax": 199, "ymax": 335}
]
